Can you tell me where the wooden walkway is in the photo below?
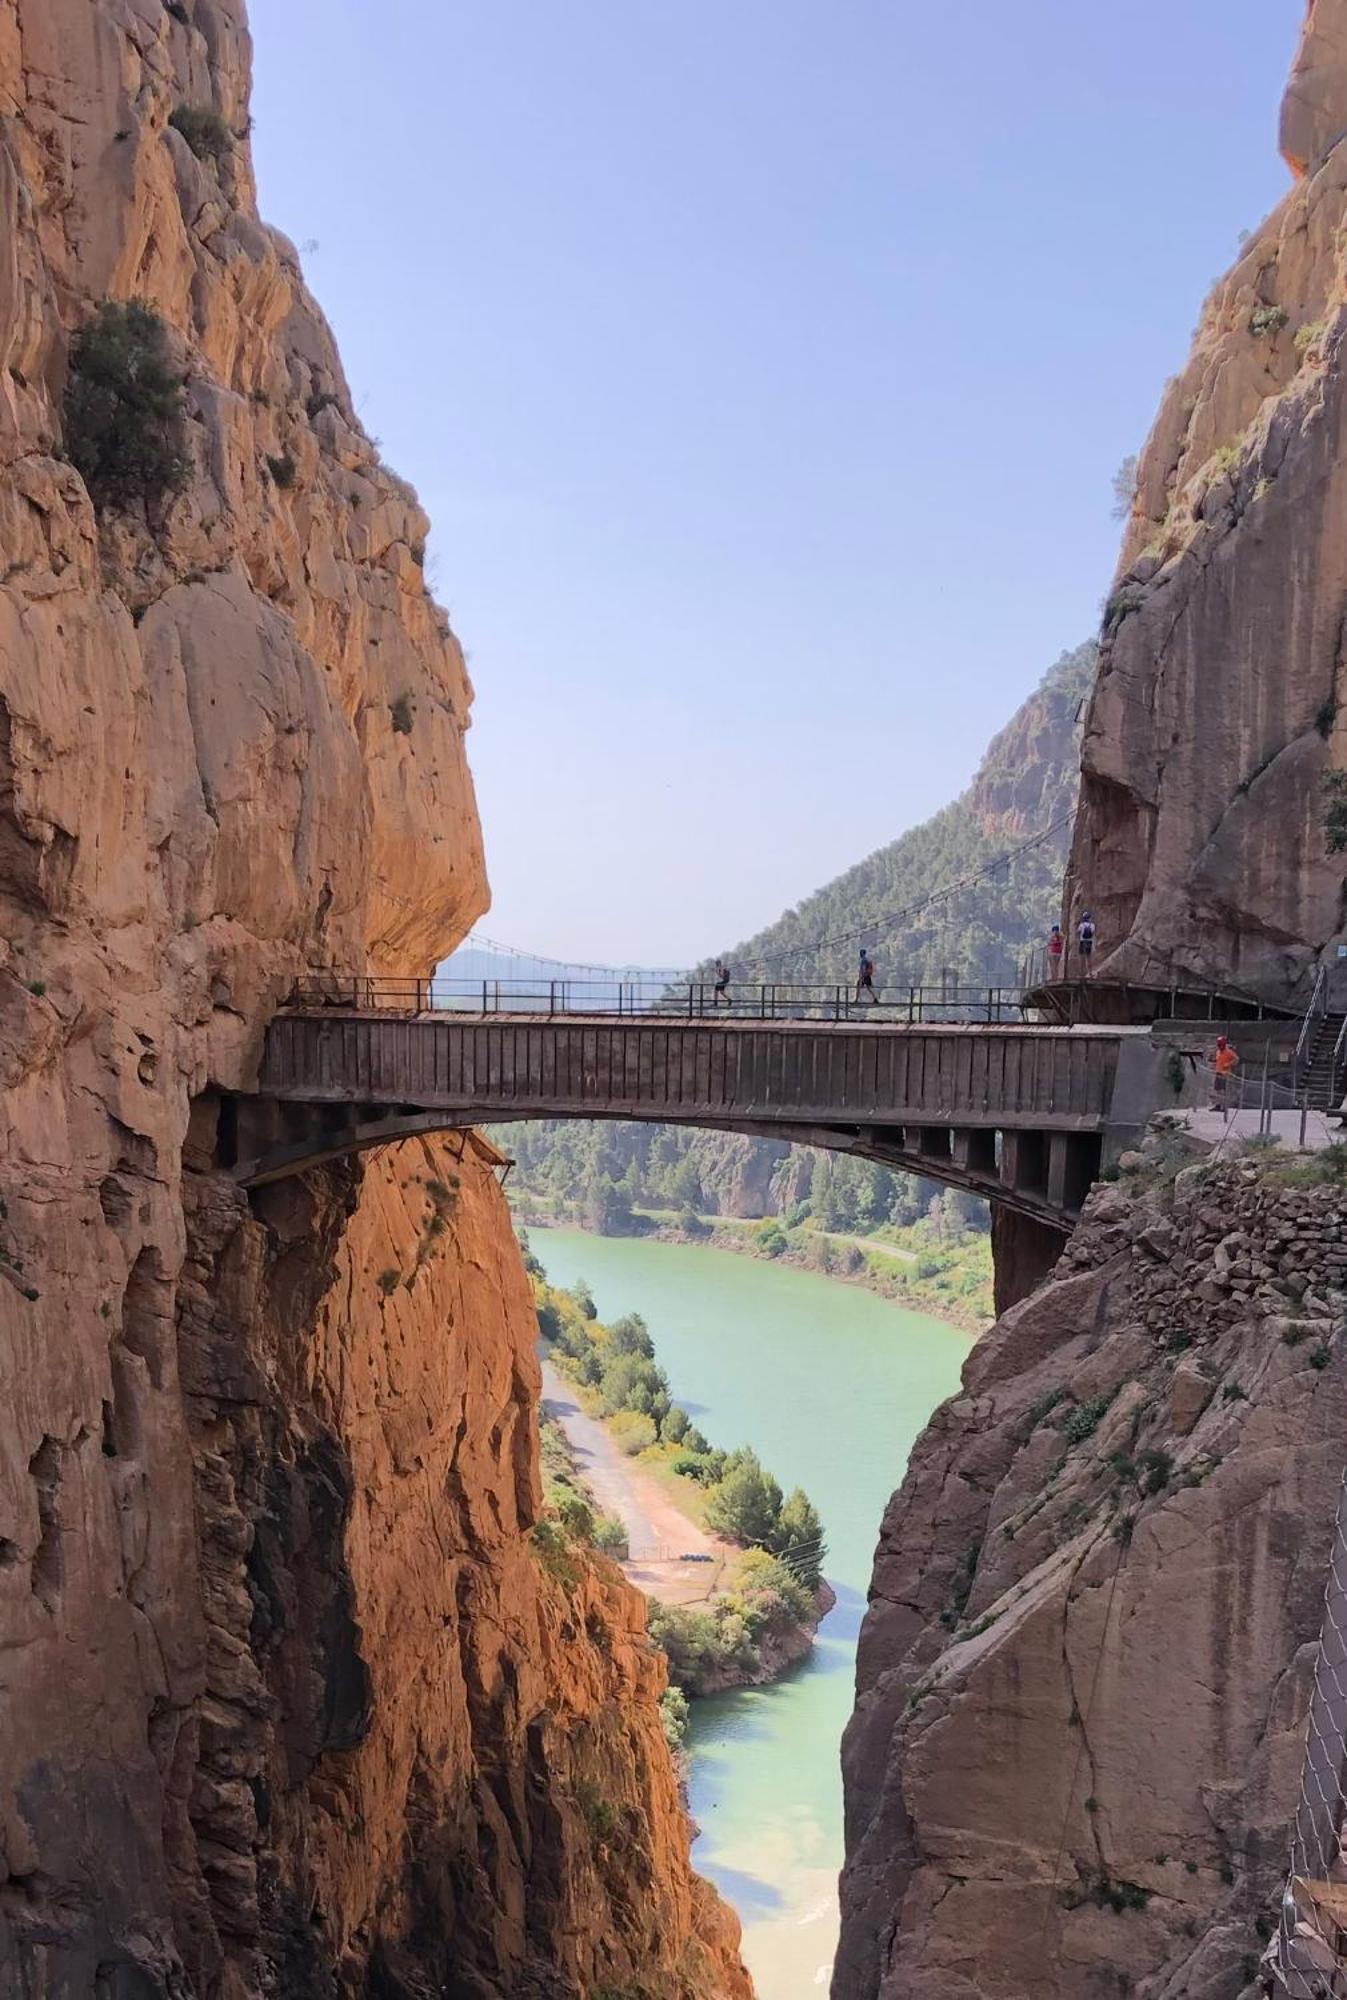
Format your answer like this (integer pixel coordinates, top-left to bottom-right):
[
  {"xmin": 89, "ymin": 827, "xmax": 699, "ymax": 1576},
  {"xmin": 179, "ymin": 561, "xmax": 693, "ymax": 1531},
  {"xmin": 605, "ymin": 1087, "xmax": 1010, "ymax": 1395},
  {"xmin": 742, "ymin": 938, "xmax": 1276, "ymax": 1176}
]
[{"xmin": 232, "ymin": 1009, "xmax": 1168, "ymax": 1230}]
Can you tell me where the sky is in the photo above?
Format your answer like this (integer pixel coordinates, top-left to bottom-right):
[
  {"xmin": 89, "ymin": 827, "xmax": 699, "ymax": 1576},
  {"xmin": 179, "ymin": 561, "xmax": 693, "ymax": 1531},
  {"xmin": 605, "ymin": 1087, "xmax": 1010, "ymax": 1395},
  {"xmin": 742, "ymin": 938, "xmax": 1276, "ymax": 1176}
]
[{"xmin": 248, "ymin": 0, "xmax": 1303, "ymax": 967}]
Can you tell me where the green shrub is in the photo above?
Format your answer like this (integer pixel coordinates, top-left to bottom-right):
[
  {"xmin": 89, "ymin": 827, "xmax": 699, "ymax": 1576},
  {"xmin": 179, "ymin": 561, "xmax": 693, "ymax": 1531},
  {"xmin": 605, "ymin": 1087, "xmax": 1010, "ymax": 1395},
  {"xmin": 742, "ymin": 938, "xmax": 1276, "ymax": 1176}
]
[
  {"xmin": 608, "ymin": 1409, "xmax": 658, "ymax": 1455},
  {"xmin": 556, "ymin": 1493, "xmax": 595, "ymax": 1542},
  {"xmin": 1061, "ymin": 1392, "xmax": 1114, "ymax": 1445},
  {"xmin": 593, "ymin": 1515, "xmax": 629, "ymax": 1555},
  {"xmin": 267, "ymin": 452, "xmax": 296, "ymax": 489},
  {"xmin": 531, "ymin": 1518, "xmax": 579, "ymax": 1586},
  {"xmin": 600, "ymin": 1350, "xmax": 670, "ymax": 1425},
  {"xmin": 1323, "ymin": 771, "xmax": 1347, "ymax": 854},
  {"xmin": 1296, "ymin": 319, "xmax": 1326, "ymax": 355},
  {"xmin": 64, "ymin": 300, "xmax": 190, "ymax": 511},
  {"xmin": 1317, "ymin": 695, "xmax": 1339, "ymax": 739},
  {"xmin": 165, "ymin": 1, "xmax": 190, "ymax": 20},
  {"xmin": 659, "ymin": 1685, "xmax": 689, "ymax": 1753},
  {"xmin": 169, "ymin": 103, "xmax": 232, "ymax": 161},
  {"xmin": 390, "ymin": 693, "xmax": 414, "ymax": 734},
  {"xmin": 1310, "ymin": 1345, "xmax": 1333, "ymax": 1370},
  {"xmin": 705, "ymin": 1448, "xmax": 783, "ymax": 1545},
  {"xmin": 1138, "ymin": 1448, "xmax": 1172, "ymax": 1495},
  {"xmin": 306, "ymin": 390, "xmax": 339, "ymax": 420},
  {"xmin": 376, "ymin": 1268, "xmax": 400, "ymax": 1296},
  {"xmin": 754, "ymin": 1219, "xmax": 787, "ymax": 1258},
  {"xmin": 609, "ymin": 1312, "xmax": 655, "ymax": 1358},
  {"xmin": 1249, "ymin": 304, "xmax": 1288, "ymax": 336},
  {"xmin": 769, "ymin": 1487, "xmax": 826, "ymax": 1587}
]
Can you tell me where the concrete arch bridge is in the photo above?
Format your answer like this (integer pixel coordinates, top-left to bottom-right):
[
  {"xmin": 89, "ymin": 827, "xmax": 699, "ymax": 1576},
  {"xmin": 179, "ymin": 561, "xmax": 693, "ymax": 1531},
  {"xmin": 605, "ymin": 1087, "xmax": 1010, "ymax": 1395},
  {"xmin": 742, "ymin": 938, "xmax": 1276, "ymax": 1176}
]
[{"xmin": 225, "ymin": 978, "xmax": 1179, "ymax": 1239}]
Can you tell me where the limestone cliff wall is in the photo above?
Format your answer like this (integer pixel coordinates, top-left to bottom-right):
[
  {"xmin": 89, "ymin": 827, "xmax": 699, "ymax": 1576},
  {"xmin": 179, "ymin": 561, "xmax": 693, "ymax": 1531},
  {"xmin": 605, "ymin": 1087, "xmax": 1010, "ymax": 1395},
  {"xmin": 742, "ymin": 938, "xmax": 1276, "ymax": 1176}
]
[
  {"xmin": 1065, "ymin": 0, "xmax": 1347, "ymax": 1002},
  {"xmin": 837, "ymin": 1150, "xmax": 1347, "ymax": 1998},
  {"xmin": 0, "ymin": 4, "xmax": 747, "ymax": 1994}
]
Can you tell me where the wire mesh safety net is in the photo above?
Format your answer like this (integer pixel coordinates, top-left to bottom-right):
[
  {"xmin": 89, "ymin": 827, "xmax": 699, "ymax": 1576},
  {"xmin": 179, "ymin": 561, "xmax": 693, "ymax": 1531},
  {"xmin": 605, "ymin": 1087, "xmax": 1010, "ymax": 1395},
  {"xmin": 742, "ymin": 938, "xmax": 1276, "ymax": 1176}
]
[{"xmin": 1275, "ymin": 1471, "xmax": 1347, "ymax": 1995}]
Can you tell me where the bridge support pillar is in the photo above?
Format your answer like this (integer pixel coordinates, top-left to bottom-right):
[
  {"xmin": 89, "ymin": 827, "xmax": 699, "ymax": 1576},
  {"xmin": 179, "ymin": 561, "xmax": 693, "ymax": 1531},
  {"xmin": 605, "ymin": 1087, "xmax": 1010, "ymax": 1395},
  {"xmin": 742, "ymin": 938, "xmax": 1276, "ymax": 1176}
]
[
  {"xmin": 952, "ymin": 1128, "xmax": 997, "ymax": 1177},
  {"xmin": 914, "ymin": 1126, "xmax": 953, "ymax": 1162},
  {"xmin": 1000, "ymin": 1129, "xmax": 1047, "ymax": 1198},
  {"xmin": 1048, "ymin": 1132, "xmax": 1102, "ymax": 1213}
]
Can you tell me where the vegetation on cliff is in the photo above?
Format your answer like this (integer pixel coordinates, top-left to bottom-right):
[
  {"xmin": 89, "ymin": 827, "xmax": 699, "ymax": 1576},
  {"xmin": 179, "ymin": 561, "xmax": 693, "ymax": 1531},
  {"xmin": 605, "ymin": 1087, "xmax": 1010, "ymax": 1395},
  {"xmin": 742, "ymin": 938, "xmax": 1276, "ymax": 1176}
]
[{"xmin": 63, "ymin": 300, "xmax": 191, "ymax": 511}]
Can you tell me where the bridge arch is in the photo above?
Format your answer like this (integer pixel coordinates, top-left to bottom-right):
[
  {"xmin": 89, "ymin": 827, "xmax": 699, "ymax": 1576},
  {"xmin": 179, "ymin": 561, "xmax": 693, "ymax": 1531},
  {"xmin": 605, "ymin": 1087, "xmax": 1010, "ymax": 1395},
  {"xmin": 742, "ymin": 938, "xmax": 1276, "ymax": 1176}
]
[{"xmin": 225, "ymin": 1006, "xmax": 1169, "ymax": 1237}]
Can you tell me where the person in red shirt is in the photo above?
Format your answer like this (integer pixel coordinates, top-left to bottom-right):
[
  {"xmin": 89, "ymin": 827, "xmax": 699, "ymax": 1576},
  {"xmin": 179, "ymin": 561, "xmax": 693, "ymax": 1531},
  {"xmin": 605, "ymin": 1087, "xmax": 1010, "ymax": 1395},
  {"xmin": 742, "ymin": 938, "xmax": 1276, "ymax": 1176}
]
[{"xmin": 1213, "ymin": 1034, "xmax": 1239, "ymax": 1117}]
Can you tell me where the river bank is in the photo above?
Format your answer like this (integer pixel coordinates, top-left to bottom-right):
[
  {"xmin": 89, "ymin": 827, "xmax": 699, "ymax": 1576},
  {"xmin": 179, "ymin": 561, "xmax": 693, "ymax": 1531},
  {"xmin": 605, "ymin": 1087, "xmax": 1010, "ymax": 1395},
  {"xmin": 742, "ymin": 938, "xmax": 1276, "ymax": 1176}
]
[
  {"xmin": 534, "ymin": 1276, "xmax": 834, "ymax": 1696},
  {"xmin": 543, "ymin": 1361, "xmax": 835, "ymax": 1686},
  {"xmin": 513, "ymin": 1193, "xmax": 994, "ymax": 1330},
  {"xmin": 528, "ymin": 1228, "xmax": 973, "ymax": 1999}
]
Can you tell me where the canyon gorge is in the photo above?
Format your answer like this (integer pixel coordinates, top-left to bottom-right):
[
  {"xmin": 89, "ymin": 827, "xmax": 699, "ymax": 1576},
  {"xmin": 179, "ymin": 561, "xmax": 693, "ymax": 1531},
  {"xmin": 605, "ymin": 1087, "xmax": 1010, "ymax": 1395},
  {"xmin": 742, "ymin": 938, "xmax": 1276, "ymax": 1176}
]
[{"xmin": 4, "ymin": 1, "xmax": 1347, "ymax": 1999}]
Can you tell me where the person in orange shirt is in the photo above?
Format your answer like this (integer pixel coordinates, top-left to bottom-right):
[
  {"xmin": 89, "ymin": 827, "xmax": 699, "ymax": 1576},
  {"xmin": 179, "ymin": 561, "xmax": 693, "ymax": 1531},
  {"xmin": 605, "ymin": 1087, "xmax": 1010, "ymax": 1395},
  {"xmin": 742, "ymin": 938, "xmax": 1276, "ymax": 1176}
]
[{"xmin": 1213, "ymin": 1034, "xmax": 1239, "ymax": 1117}]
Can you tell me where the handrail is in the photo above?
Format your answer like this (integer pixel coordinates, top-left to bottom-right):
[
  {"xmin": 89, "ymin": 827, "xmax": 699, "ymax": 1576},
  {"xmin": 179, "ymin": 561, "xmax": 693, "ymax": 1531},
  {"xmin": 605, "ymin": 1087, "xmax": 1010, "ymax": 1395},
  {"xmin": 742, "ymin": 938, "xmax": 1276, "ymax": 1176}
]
[
  {"xmin": 1296, "ymin": 963, "xmax": 1330, "ymax": 1066},
  {"xmin": 282, "ymin": 974, "xmax": 1041, "ymax": 1025}
]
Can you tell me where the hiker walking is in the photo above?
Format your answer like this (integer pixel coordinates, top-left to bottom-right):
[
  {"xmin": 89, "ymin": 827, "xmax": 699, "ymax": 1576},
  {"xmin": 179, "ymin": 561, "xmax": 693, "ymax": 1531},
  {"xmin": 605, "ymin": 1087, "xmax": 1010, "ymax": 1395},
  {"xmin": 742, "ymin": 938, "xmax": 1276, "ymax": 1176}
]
[
  {"xmin": 1077, "ymin": 911, "xmax": 1096, "ymax": 974},
  {"xmin": 856, "ymin": 947, "xmax": 878, "ymax": 1005},
  {"xmin": 712, "ymin": 959, "xmax": 731, "ymax": 1007},
  {"xmin": 1213, "ymin": 1034, "xmax": 1240, "ymax": 1117},
  {"xmin": 1047, "ymin": 923, "xmax": 1064, "ymax": 978}
]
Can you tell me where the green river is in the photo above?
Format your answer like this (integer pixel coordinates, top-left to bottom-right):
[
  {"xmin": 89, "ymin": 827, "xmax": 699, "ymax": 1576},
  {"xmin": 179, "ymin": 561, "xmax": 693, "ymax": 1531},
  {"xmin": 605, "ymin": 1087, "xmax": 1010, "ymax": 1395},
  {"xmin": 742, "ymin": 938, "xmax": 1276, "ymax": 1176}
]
[{"xmin": 528, "ymin": 1229, "xmax": 972, "ymax": 1999}]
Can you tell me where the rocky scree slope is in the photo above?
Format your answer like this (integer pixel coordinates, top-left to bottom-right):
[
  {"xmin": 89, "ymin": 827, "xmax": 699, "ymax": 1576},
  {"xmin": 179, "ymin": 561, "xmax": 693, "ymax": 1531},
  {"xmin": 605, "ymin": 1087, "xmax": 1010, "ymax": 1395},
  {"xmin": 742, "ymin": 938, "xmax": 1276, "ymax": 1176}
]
[
  {"xmin": 1065, "ymin": 0, "xmax": 1347, "ymax": 1003},
  {"xmin": 0, "ymin": 3, "xmax": 748, "ymax": 1996},
  {"xmin": 836, "ymin": 1145, "xmax": 1347, "ymax": 1998}
]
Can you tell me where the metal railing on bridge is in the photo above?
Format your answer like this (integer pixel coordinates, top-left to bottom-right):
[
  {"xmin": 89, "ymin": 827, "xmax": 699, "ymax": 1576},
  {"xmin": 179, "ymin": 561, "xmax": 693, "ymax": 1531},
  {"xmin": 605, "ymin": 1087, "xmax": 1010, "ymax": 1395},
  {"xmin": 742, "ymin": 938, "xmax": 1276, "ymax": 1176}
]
[{"xmin": 285, "ymin": 973, "xmax": 1032, "ymax": 1025}]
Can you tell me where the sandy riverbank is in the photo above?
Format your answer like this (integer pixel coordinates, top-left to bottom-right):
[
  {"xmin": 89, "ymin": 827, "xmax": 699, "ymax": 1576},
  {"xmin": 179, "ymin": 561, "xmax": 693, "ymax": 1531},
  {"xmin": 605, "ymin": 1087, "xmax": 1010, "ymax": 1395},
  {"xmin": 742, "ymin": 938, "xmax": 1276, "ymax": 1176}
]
[{"xmin": 541, "ymin": 1360, "xmax": 736, "ymax": 1606}]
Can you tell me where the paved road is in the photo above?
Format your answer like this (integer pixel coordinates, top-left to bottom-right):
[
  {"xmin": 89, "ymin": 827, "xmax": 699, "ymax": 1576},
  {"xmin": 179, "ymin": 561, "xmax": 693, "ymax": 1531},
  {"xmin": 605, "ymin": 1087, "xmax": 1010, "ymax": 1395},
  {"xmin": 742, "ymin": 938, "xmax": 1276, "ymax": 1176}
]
[{"xmin": 541, "ymin": 1359, "xmax": 732, "ymax": 1605}]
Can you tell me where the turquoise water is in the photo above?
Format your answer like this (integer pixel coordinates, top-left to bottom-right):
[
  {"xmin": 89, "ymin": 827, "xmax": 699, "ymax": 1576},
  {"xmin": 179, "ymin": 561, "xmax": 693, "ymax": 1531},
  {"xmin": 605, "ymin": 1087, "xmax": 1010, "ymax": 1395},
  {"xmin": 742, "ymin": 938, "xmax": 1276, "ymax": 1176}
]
[{"xmin": 528, "ymin": 1229, "xmax": 971, "ymax": 1998}]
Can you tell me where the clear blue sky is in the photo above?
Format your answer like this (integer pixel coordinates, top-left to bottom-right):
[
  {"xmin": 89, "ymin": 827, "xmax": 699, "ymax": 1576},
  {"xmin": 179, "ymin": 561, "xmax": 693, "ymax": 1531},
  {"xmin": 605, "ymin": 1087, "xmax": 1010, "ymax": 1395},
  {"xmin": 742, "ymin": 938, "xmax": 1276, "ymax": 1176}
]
[{"xmin": 248, "ymin": 1, "xmax": 1301, "ymax": 966}]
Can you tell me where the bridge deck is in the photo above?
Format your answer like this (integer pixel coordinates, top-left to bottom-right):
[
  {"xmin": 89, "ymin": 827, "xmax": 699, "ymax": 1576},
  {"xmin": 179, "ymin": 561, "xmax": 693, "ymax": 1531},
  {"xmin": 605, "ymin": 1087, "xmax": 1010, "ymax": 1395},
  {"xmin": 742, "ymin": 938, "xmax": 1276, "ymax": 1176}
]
[
  {"xmin": 262, "ymin": 1011, "xmax": 1138, "ymax": 1129},
  {"xmin": 239, "ymin": 1010, "xmax": 1165, "ymax": 1229}
]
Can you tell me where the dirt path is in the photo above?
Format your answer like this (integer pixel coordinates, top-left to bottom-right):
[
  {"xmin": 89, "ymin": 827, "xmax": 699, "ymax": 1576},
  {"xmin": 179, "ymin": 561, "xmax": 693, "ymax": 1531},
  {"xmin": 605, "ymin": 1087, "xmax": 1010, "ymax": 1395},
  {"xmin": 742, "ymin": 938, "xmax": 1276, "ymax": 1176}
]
[
  {"xmin": 822, "ymin": 1230, "xmax": 917, "ymax": 1263},
  {"xmin": 541, "ymin": 1359, "xmax": 734, "ymax": 1605}
]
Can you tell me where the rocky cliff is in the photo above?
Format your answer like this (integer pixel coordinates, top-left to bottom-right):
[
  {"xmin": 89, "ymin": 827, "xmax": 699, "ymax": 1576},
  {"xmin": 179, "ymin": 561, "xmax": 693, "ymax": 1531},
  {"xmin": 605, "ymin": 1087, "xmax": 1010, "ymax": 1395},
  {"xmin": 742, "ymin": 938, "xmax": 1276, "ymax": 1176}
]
[
  {"xmin": 1065, "ymin": 0, "xmax": 1347, "ymax": 1003},
  {"xmin": 836, "ymin": 12, "xmax": 1347, "ymax": 1996},
  {"xmin": 0, "ymin": 4, "xmax": 747, "ymax": 1995},
  {"xmin": 837, "ymin": 1144, "xmax": 1347, "ymax": 1999}
]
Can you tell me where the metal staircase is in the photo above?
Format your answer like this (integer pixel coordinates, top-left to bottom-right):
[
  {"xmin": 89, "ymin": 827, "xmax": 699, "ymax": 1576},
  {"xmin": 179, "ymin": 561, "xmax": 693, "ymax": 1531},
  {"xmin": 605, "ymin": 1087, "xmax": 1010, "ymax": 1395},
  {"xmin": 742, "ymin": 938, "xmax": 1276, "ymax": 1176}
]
[
  {"xmin": 1294, "ymin": 968, "xmax": 1347, "ymax": 1118},
  {"xmin": 1303, "ymin": 1012, "xmax": 1347, "ymax": 1112}
]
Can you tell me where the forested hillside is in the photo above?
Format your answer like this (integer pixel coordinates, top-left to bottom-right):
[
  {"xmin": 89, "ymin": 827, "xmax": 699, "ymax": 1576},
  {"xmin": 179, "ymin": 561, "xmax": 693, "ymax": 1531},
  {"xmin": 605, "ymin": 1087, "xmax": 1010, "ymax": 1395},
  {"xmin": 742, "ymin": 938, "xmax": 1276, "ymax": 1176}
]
[
  {"xmin": 504, "ymin": 643, "xmax": 1093, "ymax": 1245},
  {"xmin": 708, "ymin": 640, "xmax": 1092, "ymax": 991}
]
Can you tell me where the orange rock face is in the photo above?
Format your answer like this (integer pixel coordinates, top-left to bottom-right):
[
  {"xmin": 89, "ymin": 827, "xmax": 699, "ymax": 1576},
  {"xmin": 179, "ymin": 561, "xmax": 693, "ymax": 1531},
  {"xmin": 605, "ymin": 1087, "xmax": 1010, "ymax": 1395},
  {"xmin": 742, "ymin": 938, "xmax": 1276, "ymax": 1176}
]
[{"xmin": 0, "ymin": 3, "xmax": 748, "ymax": 1993}]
